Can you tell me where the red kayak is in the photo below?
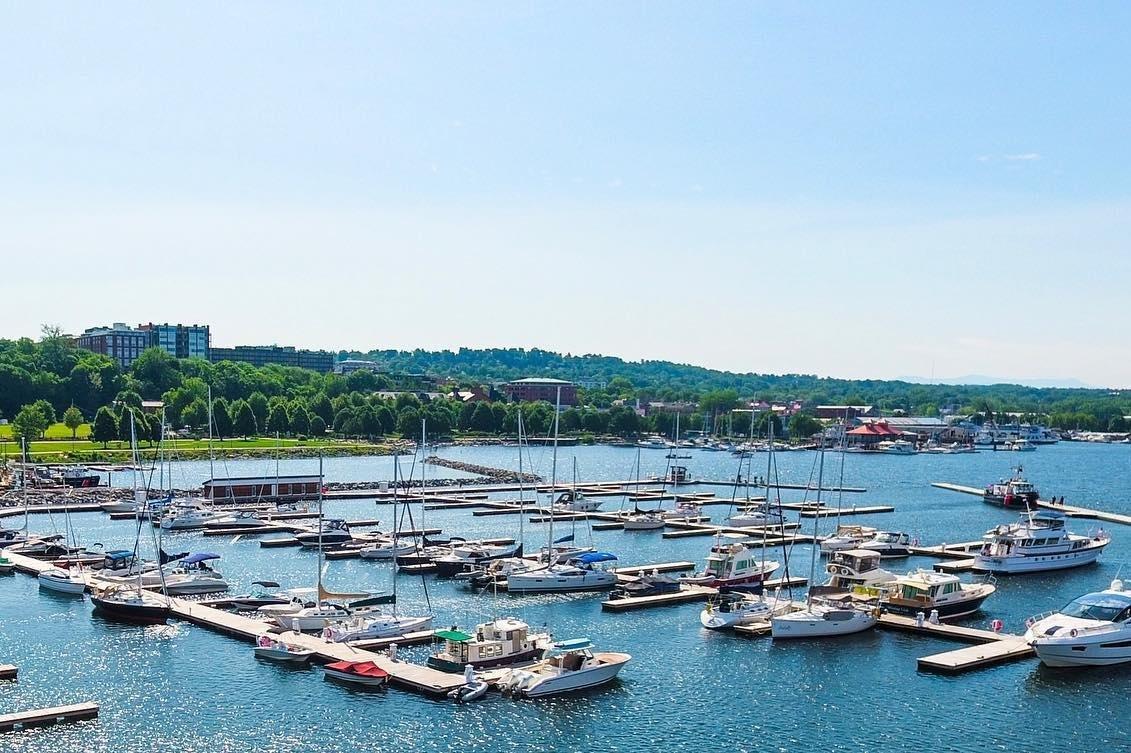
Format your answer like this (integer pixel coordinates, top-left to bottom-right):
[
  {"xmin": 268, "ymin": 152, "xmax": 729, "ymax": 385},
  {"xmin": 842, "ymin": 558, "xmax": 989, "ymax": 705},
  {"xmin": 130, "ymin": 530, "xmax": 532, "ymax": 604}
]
[{"xmin": 322, "ymin": 660, "xmax": 389, "ymax": 686}]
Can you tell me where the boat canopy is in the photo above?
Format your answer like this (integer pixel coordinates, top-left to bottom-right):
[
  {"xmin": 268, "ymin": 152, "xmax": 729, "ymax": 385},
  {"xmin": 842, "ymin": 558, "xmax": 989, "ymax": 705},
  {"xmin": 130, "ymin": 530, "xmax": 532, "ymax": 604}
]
[
  {"xmin": 551, "ymin": 638, "xmax": 593, "ymax": 651},
  {"xmin": 105, "ymin": 550, "xmax": 135, "ymax": 561},
  {"xmin": 436, "ymin": 629, "xmax": 473, "ymax": 642},
  {"xmin": 182, "ymin": 552, "xmax": 221, "ymax": 565},
  {"xmin": 553, "ymin": 534, "xmax": 575, "ymax": 544},
  {"xmin": 572, "ymin": 552, "xmax": 618, "ymax": 564}
]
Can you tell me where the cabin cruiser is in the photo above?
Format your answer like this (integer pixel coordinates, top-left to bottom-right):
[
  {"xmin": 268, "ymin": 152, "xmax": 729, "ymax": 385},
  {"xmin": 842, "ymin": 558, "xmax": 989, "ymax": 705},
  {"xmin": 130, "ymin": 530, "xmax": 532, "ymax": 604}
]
[
  {"xmin": 160, "ymin": 505, "xmax": 221, "ymax": 531},
  {"xmin": 426, "ymin": 618, "xmax": 552, "ymax": 672},
  {"xmin": 820, "ymin": 524, "xmax": 878, "ymax": 555},
  {"xmin": 983, "ymin": 468, "xmax": 1040, "ymax": 508},
  {"xmin": 816, "ymin": 549, "xmax": 897, "ymax": 594},
  {"xmin": 680, "ymin": 536, "xmax": 780, "ymax": 590},
  {"xmin": 771, "ymin": 600, "xmax": 877, "ymax": 639},
  {"xmin": 295, "ymin": 519, "xmax": 352, "ymax": 548},
  {"xmin": 203, "ymin": 510, "xmax": 268, "ymax": 530},
  {"xmin": 879, "ymin": 570, "xmax": 995, "ymax": 619},
  {"xmin": 636, "ymin": 437, "xmax": 668, "ymax": 450},
  {"xmin": 321, "ymin": 613, "xmax": 434, "ymax": 643},
  {"xmin": 497, "ymin": 638, "xmax": 630, "ymax": 697},
  {"xmin": 1024, "ymin": 580, "xmax": 1131, "ymax": 667},
  {"xmin": 973, "ymin": 511, "xmax": 1111, "ymax": 573},
  {"xmin": 99, "ymin": 489, "xmax": 148, "ymax": 514},
  {"xmin": 726, "ymin": 504, "xmax": 787, "ymax": 529},
  {"xmin": 60, "ymin": 466, "xmax": 100, "ymax": 488},
  {"xmin": 505, "ymin": 552, "xmax": 619, "ymax": 593},
  {"xmin": 857, "ymin": 531, "xmax": 912, "ymax": 558},
  {"xmin": 876, "ymin": 440, "xmax": 916, "ymax": 455},
  {"xmin": 1005, "ymin": 438, "xmax": 1037, "ymax": 452},
  {"xmin": 552, "ymin": 490, "xmax": 603, "ymax": 513},
  {"xmin": 432, "ymin": 541, "xmax": 524, "ymax": 577},
  {"xmin": 700, "ymin": 590, "xmax": 792, "ymax": 630}
]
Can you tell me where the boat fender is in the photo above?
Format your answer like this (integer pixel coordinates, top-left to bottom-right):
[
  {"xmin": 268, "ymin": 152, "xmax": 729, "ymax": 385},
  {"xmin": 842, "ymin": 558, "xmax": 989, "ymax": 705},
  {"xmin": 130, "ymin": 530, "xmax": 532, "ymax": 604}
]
[
  {"xmin": 991, "ymin": 619, "xmax": 1004, "ymax": 633},
  {"xmin": 1070, "ymin": 629, "xmax": 1078, "ymax": 638}
]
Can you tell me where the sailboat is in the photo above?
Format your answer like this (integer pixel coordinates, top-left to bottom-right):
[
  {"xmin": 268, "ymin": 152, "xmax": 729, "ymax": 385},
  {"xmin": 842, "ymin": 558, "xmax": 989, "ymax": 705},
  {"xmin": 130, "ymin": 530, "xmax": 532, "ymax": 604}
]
[
  {"xmin": 771, "ymin": 446, "xmax": 877, "ymax": 639},
  {"xmin": 37, "ymin": 444, "xmax": 87, "ymax": 595},
  {"xmin": 552, "ymin": 458, "xmax": 603, "ymax": 513},
  {"xmin": 359, "ymin": 457, "xmax": 415, "ymax": 560},
  {"xmin": 507, "ymin": 388, "xmax": 619, "ymax": 593},
  {"xmin": 726, "ymin": 413, "xmax": 787, "ymax": 529},
  {"xmin": 91, "ymin": 411, "xmax": 173, "ymax": 624},
  {"xmin": 622, "ymin": 449, "xmax": 665, "ymax": 530}
]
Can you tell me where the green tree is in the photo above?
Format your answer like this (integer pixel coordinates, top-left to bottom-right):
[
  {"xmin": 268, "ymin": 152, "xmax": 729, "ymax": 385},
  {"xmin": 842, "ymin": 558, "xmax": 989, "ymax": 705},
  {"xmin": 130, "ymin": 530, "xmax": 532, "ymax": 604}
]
[
  {"xmin": 290, "ymin": 404, "xmax": 312, "ymax": 435},
  {"xmin": 211, "ymin": 398, "xmax": 233, "ymax": 439},
  {"xmin": 11, "ymin": 403, "xmax": 50, "ymax": 447},
  {"xmin": 248, "ymin": 392, "xmax": 269, "ymax": 430},
  {"xmin": 63, "ymin": 405, "xmax": 84, "ymax": 442},
  {"xmin": 310, "ymin": 393, "xmax": 334, "ymax": 424},
  {"xmin": 181, "ymin": 398, "xmax": 208, "ymax": 429},
  {"xmin": 396, "ymin": 406, "xmax": 421, "ymax": 436},
  {"xmin": 374, "ymin": 405, "xmax": 396, "ymax": 435},
  {"xmin": 788, "ymin": 412, "xmax": 822, "ymax": 440},
  {"xmin": 231, "ymin": 399, "xmax": 258, "ymax": 437},
  {"xmin": 132, "ymin": 347, "xmax": 182, "ymax": 398},
  {"xmin": 31, "ymin": 399, "xmax": 57, "ymax": 427},
  {"xmin": 267, "ymin": 403, "xmax": 291, "ymax": 435},
  {"xmin": 310, "ymin": 415, "xmax": 327, "ymax": 436},
  {"xmin": 115, "ymin": 389, "xmax": 143, "ymax": 410},
  {"xmin": 92, "ymin": 406, "xmax": 119, "ymax": 447},
  {"xmin": 469, "ymin": 402, "xmax": 497, "ymax": 432},
  {"xmin": 117, "ymin": 407, "xmax": 134, "ymax": 442}
]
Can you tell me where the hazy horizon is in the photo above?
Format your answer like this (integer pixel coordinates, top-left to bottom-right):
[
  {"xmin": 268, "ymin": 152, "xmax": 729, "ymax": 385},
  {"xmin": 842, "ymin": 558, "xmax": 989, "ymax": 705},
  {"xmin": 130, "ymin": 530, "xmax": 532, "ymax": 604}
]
[{"xmin": 3, "ymin": 4, "xmax": 1129, "ymax": 387}]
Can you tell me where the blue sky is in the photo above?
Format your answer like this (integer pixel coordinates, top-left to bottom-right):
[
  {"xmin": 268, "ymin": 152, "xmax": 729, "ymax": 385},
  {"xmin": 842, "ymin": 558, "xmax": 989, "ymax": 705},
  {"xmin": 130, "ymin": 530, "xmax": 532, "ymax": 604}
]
[{"xmin": 3, "ymin": 3, "xmax": 1129, "ymax": 386}]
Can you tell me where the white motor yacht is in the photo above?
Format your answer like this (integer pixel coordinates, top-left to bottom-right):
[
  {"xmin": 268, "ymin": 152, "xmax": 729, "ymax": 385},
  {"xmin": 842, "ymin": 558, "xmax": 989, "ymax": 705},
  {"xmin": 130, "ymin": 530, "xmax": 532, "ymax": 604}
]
[
  {"xmin": 818, "ymin": 549, "xmax": 897, "ymax": 594},
  {"xmin": 973, "ymin": 511, "xmax": 1111, "ymax": 574},
  {"xmin": 553, "ymin": 490, "xmax": 603, "ymax": 513},
  {"xmin": 820, "ymin": 524, "xmax": 878, "ymax": 555},
  {"xmin": 726, "ymin": 505, "xmax": 787, "ymax": 529},
  {"xmin": 857, "ymin": 531, "xmax": 912, "ymax": 558},
  {"xmin": 1025, "ymin": 580, "xmax": 1131, "ymax": 667},
  {"xmin": 876, "ymin": 440, "xmax": 916, "ymax": 455}
]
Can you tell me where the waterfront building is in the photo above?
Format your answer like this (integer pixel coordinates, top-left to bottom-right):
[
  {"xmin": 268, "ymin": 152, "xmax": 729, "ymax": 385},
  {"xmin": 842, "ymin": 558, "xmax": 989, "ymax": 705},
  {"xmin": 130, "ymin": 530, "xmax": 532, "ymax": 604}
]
[
  {"xmin": 77, "ymin": 323, "xmax": 149, "ymax": 369},
  {"xmin": 138, "ymin": 322, "xmax": 211, "ymax": 360},
  {"xmin": 334, "ymin": 358, "xmax": 383, "ymax": 374},
  {"xmin": 504, "ymin": 377, "xmax": 578, "ymax": 406},
  {"xmin": 208, "ymin": 345, "xmax": 336, "ymax": 372}
]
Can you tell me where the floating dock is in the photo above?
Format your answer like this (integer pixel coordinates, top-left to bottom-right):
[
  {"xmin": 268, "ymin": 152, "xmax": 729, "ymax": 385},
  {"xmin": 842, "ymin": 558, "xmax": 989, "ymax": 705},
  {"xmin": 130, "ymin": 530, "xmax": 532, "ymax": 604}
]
[
  {"xmin": 932, "ymin": 482, "xmax": 1131, "ymax": 527},
  {"xmin": 797, "ymin": 505, "xmax": 895, "ymax": 518},
  {"xmin": 0, "ymin": 702, "xmax": 99, "ymax": 732}
]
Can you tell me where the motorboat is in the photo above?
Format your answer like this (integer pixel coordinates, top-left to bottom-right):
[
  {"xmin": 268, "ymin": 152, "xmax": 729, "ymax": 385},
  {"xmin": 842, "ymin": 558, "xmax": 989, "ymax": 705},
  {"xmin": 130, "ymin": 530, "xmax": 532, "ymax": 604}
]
[
  {"xmin": 552, "ymin": 490, "xmax": 603, "ymax": 513},
  {"xmin": 11, "ymin": 535, "xmax": 71, "ymax": 559},
  {"xmin": 159, "ymin": 553, "xmax": 230, "ymax": 595},
  {"xmin": 1024, "ymin": 580, "xmax": 1131, "ymax": 667},
  {"xmin": 432, "ymin": 541, "xmax": 524, "ymax": 577},
  {"xmin": 90, "ymin": 584, "xmax": 171, "ymax": 624},
  {"xmin": 879, "ymin": 570, "xmax": 995, "ymax": 620},
  {"xmin": 876, "ymin": 440, "xmax": 916, "ymax": 455},
  {"xmin": 37, "ymin": 566, "xmax": 87, "ymax": 595},
  {"xmin": 358, "ymin": 538, "xmax": 417, "ymax": 560},
  {"xmin": 622, "ymin": 511, "xmax": 666, "ymax": 530},
  {"xmin": 0, "ymin": 555, "xmax": 14, "ymax": 575},
  {"xmin": 816, "ymin": 549, "xmax": 897, "ymax": 594},
  {"xmin": 700, "ymin": 591, "xmax": 791, "ymax": 630},
  {"xmin": 610, "ymin": 570, "xmax": 681, "ymax": 599},
  {"xmin": 820, "ymin": 524, "xmax": 878, "ymax": 555},
  {"xmin": 505, "ymin": 552, "xmax": 620, "ymax": 593},
  {"xmin": 973, "ymin": 511, "xmax": 1111, "ymax": 574},
  {"xmin": 983, "ymin": 467, "xmax": 1040, "ymax": 508},
  {"xmin": 726, "ymin": 505, "xmax": 787, "ymax": 529},
  {"xmin": 253, "ymin": 634, "xmax": 314, "ymax": 663},
  {"xmin": 426, "ymin": 618, "xmax": 552, "ymax": 672},
  {"xmin": 770, "ymin": 600, "xmax": 877, "ymax": 639},
  {"xmin": 322, "ymin": 660, "xmax": 389, "ymax": 687},
  {"xmin": 448, "ymin": 665, "xmax": 490, "ymax": 703},
  {"xmin": 60, "ymin": 466, "xmax": 100, "ymax": 488},
  {"xmin": 203, "ymin": 510, "xmax": 268, "ymax": 530},
  {"xmin": 679, "ymin": 536, "xmax": 780, "ymax": 590},
  {"xmin": 497, "ymin": 639, "xmax": 630, "ymax": 698},
  {"xmin": 321, "ymin": 613, "xmax": 434, "ymax": 642},
  {"xmin": 254, "ymin": 588, "xmax": 317, "ymax": 618},
  {"xmin": 1006, "ymin": 439, "xmax": 1037, "ymax": 452},
  {"xmin": 274, "ymin": 603, "xmax": 352, "ymax": 632},
  {"xmin": 857, "ymin": 531, "xmax": 912, "ymax": 558},
  {"xmin": 636, "ymin": 437, "xmax": 668, "ymax": 449},
  {"xmin": 296, "ymin": 519, "xmax": 352, "ymax": 548},
  {"xmin": 159, "ymin": 505, "xmax": 220, "ymax": 531},
  {"xmin": 226, "ymin": 581, "xmax": 294, "ymax": 611}
]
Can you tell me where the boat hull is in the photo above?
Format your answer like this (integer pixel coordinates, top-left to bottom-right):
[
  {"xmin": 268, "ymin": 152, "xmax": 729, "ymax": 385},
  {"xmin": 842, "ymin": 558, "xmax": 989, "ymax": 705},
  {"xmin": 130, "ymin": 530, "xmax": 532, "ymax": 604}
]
[
  {"xmin": 37, "ymin": 572, "xmax": 87, "ymax": 594},
  {"xmin": 974, "ymin": 544, "xmax": 1106, "ymax": 574},
  {"xmin": 882, "ymin": 593, "xmax": 992, "ymax": 620},
  {"xmin": 771, "ymin": 609, "xmax": 876, "ymax": 639},
  {"xmin": 1032, "ymin": 638, "xmax": 1131, "ymax": 667},
  {"xmin": 519, "ymin": 653, "xmax": 631, "ymax": 697},
  {"xmin": 91, "ymin": 595, "xmax": 170, "ymax": 624},
  {"xmin": 322, "ymin": 668, "xmax": 388, "ymax": 686},
  {"xmin": 427, "ymin": 646, "xmax": 545, "ymax": 673},
  {"xmin": 505, "ymin": 573, "xmax": 617, "ymax": 593}
]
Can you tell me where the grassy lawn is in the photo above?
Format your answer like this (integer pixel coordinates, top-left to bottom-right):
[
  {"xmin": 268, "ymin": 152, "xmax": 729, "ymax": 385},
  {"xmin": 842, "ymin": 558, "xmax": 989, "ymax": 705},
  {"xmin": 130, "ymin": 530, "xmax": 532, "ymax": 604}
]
[
  {"xmin": 0, "ymin": 434, "xmax": 392, "ymax": 460},
  {"xmin": 0, "ymin": 422, "xmax": 91, "ymax": 440}
]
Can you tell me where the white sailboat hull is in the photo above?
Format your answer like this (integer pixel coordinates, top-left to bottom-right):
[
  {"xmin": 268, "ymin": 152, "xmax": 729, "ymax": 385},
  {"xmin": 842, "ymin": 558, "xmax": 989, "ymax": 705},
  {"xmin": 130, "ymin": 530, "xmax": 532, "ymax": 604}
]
[
  {"xmin": 506, "ymin": 571, "xmax": 618, "ymax": 593},
  {"xmin": 38, "ymin": 570, "xmax": 87, "ymax": 594},
  {"xmin": 771, "ymin": 608, "xmax": 876, "ymax": 639}
]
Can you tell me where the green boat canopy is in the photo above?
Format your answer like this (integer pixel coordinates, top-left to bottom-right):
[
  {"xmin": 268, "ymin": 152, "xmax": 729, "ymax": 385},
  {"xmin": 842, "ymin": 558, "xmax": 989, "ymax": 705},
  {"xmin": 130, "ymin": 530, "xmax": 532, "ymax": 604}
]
[{"xmin": 436, "ymin": 629, "xmax": 473, "ymax": 642}]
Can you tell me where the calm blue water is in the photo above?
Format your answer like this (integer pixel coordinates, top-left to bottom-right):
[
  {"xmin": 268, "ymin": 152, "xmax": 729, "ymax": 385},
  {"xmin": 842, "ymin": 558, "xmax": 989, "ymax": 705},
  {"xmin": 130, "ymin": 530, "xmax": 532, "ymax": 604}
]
[{"xmin": 3, "ymin": 442, "xmax": 1130, "ymax": 751}]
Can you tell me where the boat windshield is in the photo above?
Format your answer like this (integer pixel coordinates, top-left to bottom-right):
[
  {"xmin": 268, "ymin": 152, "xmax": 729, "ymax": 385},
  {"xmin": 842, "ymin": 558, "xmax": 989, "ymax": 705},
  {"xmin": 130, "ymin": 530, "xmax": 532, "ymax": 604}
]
[{"xmin": 1061, "ymin": 593, "xmax": 1131, "ymax": 622}]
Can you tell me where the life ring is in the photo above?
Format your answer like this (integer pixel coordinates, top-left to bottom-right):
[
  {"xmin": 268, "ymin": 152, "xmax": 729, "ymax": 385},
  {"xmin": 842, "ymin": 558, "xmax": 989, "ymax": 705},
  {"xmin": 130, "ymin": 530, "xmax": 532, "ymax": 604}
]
[{"xmin": 1070, "ymin": 629, "xmax": 1079, "ymax": 638}]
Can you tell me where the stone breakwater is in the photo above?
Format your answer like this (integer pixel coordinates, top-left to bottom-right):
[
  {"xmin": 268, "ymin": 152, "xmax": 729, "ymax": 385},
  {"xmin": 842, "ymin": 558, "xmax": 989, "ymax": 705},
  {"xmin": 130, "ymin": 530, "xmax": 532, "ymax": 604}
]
[{"xmin": 423, "ymin": 456, "xmax": 542, "ymax": 484}]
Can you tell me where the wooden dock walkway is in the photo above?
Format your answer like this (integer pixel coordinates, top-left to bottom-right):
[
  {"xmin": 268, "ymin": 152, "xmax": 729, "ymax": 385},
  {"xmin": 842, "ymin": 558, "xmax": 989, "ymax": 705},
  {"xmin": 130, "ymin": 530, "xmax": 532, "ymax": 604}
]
[
  {"xmin": 797, "ymin": 505, "xmax": 895, "ymax": 518},
  {"xmin": 932, "ymin": 481, "xmax": 1131, "ymax": 527},
  {"xmin": 0, "ymin": 702, "xmax": 99, "ymax": 732},
  {"xmin": 917, "ymin": 637, "xmax": 1033, "ymax": 673}
]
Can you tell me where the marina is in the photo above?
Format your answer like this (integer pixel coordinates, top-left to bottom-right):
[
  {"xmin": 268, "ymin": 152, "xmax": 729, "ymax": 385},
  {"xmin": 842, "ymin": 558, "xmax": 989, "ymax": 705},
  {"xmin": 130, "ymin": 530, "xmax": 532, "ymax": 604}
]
[{"xmin": 4, "ymin": 441, "xmax": 1131, "ymax": 751}]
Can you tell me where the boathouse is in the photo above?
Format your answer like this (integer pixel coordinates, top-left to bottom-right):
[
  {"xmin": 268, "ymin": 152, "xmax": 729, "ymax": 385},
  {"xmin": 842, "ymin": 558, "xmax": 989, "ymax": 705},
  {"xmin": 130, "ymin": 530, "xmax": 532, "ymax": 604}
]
[{"xmin": 202, "ymin": 474, "xmax": 322, "ymax": 503}]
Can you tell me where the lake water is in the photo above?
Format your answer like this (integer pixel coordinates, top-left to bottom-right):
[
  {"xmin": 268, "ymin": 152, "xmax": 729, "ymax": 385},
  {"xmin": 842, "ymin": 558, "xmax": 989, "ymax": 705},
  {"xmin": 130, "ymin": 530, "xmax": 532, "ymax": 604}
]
[{"xmin": 3, "ymin": 441, "xmax": 1130, "ymax": 751}]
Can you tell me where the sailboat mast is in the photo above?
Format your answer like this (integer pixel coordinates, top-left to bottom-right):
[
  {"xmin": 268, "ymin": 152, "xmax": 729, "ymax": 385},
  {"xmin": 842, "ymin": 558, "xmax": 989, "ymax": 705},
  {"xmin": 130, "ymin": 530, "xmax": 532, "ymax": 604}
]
[
  {"xmin": 316, "ymin": 452, "xmax": 324, "ymax": 609},
  {"xmin": 20, "ymin": 439, "xmax": 28, "ymax": 533},
  {"xmin": 206, "ymin": 386, "xmax": 215, "ymax": 485},
  {"xmin": 547, "ymin": 387, "xmax": 561, "ymax": 560},
  {"xmin": 391, "ymin": 453, "xmax": 398, "ymax": 616},
  {"xmin": 420, "ymin": 417, "xmax": 427, "ymax": 533},
  {"xmin": 806, "ymin": 445, "xmax": 826, "ymax": 609},
  {"xmin": 517, "ymin": 410, "xmax": 525, "ymax": 546}
]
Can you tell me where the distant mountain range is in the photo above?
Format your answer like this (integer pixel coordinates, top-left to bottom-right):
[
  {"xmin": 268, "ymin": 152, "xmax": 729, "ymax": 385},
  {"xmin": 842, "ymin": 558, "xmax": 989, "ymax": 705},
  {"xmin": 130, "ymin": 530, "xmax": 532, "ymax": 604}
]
[{"xmin": 897, "ymin": 375, "xmax": 1094, "ymax": 389}]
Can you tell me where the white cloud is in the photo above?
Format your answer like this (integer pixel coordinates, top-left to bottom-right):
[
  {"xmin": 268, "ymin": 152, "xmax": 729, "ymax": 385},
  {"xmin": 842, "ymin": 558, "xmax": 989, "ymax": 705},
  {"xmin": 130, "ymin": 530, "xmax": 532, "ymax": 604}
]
[{"xmin": 1004, "ymin": 152, "xmax": 1041, "ymax": 161}]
